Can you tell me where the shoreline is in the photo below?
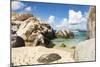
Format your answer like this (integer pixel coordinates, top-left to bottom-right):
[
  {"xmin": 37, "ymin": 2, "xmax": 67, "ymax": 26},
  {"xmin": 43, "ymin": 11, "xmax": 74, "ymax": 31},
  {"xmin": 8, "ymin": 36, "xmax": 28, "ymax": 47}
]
[{"xmin": 11, "ymin": 38, "xmax": 95, "ymax": 66}]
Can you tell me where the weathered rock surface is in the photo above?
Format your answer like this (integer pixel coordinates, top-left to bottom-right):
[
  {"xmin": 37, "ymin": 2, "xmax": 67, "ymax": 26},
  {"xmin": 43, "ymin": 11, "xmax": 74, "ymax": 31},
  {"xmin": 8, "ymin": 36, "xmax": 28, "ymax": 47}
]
[
  {"xmin": 74, "ymin": 38, "xmax": 95, "ymax": 61},
  {"xmin": 12, "ymin": 12, "xmax": 33, "ymax": 21},
  {"xmin": 37, "ymin": 53, "xmax": 61, "ymax": 63},
  {"xmin": 16, "ymin": 17, "xmax": 55, "ymax": 47},
  {"xmin": 11, "ymin": 13, "xmax": 55, "ymax": 47},
  {"xmin": 11, "ymin": 35, "xmax": 25, "ymax": 47},
  {"xmin": 56, "ymin": 30, "xmax": 74, "ymax": 38},
  {"xmin": 12, "ymin": 46, "xmax": 74, "ymax": 66},
  {"xmin": 87, "ymin": 6, "xmax": 96, "ymax": 39}
]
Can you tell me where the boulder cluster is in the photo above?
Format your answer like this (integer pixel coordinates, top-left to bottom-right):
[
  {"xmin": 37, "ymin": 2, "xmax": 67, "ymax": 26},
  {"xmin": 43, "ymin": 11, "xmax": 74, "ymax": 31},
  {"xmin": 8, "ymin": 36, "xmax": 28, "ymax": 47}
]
[
  {"xmin": 11, "ymin": 13, "xmax": 75, "ymax": 66},
  {"xmin": 56, "ymin": 30, "xmax": 74, "ymax": 38},
  {"xmin": 11, "ymin": 13, "xmax": 55, "ymax": 48},
  {"xmin": 11, "ymin": 13, "xmax": 74, "ymax": 48}
]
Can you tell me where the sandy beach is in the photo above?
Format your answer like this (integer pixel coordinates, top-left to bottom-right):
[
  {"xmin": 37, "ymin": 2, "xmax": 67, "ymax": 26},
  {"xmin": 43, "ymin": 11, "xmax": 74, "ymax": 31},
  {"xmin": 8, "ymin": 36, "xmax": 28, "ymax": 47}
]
[
  {"xmin": 12, "ymin": 46, "xmax": 75, "ymax": 66},
  {"xmin": 11, "ymin": 38, "xmax": 95, "ymax": 66}
]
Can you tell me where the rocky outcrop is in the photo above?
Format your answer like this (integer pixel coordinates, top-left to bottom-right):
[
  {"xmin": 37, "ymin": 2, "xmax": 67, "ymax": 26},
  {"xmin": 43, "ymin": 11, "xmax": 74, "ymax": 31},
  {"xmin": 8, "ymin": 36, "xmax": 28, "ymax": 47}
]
[
  {"xmin": 37, "ymin": 53, "xmax": 61, "ymax": 63},
  {"xmin": 12, "ymin": 46, "xmax": 74, "ymax": 66},
  {"xmin": 56, "ymin": 30, "xmax": 74, "ymax": 38},
  {"xmin": 11, "ymin": 13, "xmax": 55, "ymax": 47},
  {"xmin": 87, "ymin": 6, "xmax": 96, "ymax": 39},
  {"xmin": 16, "ymin": 17, "xmax": 55, "ymax": 47},
  {"xmin": 11, "ymin": 13, "xmax": 32, "ymax": 47},
  {"xmin": 11, "ymin": 35, "xmax": 25, "ymax": 47},
  {"xmin": 74, "ymin": 38, "xmax": 95, "ymax": 61},
  {"xmin": 12, "ymin": 12, "xmax": 33, "ymax": 21}
]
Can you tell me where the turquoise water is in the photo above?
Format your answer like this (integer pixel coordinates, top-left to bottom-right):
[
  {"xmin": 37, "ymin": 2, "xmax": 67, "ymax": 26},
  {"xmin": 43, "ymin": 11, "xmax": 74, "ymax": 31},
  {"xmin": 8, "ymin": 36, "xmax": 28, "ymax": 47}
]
[{"xmin": 52, "ymin": 31, "xmax": 88, "ymax": 46}]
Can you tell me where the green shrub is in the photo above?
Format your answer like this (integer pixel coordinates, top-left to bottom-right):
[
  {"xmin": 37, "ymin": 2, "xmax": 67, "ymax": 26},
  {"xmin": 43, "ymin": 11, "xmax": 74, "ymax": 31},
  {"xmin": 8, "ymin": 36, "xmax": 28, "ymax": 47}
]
[
  {"xmin": 49, "ymin": 43, "xmax": 56, "ymax": 48},
  {"xmin": 52, "ymin": 43, "xmax": 56, "ymax": 47},
  {"xmin": 60, "ymin": 43, "xmax": 66, "ymax": 47}
]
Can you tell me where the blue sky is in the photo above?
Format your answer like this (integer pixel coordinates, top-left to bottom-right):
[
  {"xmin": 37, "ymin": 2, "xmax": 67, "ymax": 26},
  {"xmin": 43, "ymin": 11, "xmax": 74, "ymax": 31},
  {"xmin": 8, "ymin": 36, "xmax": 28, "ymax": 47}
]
[{"xmin": 12, "ymin": 1, "xmax": 90, "ymax": 31}]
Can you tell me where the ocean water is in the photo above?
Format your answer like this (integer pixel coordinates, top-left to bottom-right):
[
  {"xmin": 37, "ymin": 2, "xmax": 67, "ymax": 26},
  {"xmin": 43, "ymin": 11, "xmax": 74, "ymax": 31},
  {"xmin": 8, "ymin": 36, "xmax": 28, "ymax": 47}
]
[{"xmin": 52, "ymin": 31, "xmax": 88, "ymax": 46}]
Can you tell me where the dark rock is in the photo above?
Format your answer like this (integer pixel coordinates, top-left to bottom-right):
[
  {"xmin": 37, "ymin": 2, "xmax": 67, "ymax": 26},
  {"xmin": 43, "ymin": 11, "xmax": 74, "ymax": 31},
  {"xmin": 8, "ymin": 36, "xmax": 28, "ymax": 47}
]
[
  {"xmin": 37, "ymin": 53, "xmax": 61, "ymax": 63},
  {"xmin": 32, "ymin": 33, "xmax": 51, "ymax": 47},
  {"xmin": 68, "ymin": 31, "xmax": 74, "ymax": 38},
  {"xmin": 11, "ymin": 36, "xmax": 25, "ymax": 47}
]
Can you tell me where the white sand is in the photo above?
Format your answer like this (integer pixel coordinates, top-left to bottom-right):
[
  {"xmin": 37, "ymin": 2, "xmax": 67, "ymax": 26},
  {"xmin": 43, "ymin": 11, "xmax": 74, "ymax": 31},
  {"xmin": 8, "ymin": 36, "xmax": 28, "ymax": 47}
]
[{"xmin": 12, "ymin": 46, "xmax": 74, "ymax": 66}]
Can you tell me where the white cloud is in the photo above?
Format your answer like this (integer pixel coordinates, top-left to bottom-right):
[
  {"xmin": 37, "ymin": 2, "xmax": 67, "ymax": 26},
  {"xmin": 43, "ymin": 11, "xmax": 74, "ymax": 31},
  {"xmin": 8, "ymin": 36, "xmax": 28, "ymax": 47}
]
[
  {"xmin": 55, "ymin": 10, "xmax": 87, "ymax": 30},
  {"xmin": 24, "ymin": 7, "xmax": 32, "ymax": 12},
  {"xmin": 48, "ymin": 15, "xmax": 55, "ymax": 23},
  {"xmin": 47, "ymin": 15, "xmax": 56, "ymax": 28},
  {"xmin": 56, "ymin": 18, "xmax": 68, "ymax": 30},
  {"xmin": 12, "ymin": 1, "xmax": 25, "ymax": 11},
  {"xmin": 67, "ymin": 10, "xmax": 87, "ymax": 30},
  {"xmin": 68, "ymin": 10, "xmax": 83, "ymax": 24},
  {"xmin": 47, "ymin": 10, "xmax": 87, "ymax": 31}
]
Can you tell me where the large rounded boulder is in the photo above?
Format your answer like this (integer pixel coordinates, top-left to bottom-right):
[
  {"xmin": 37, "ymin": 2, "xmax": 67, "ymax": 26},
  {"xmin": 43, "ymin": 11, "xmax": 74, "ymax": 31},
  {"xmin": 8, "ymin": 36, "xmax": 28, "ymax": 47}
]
[
  {"xmin": 16, "ymin": 16, "xmax": 55, "ymax": 47},
  {"xmin": 37, "ymin": 53, "xmax": 61, "ymax": 63},
  {"xmin": 56, "ymin": 30, "xmax": 74, "ymax": 38},
  {"xmin": 11, "ymin": 35, "xmax": 25, "ymax": 47},
  {"xmin": 11, "ymin": 13, "xmax": 56, "ymax": 47},
  {"xmin": 74, "ymin": 38, "xmax": 95, "ymax": 61}
]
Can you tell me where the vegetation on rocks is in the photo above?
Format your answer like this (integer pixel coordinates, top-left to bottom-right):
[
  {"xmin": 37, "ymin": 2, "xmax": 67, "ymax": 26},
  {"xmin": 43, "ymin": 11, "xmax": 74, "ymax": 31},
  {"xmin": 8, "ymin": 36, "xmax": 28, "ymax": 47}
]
[{"xmin": 60, "ymin": 43, "xmax": 66, "ymax": 48}]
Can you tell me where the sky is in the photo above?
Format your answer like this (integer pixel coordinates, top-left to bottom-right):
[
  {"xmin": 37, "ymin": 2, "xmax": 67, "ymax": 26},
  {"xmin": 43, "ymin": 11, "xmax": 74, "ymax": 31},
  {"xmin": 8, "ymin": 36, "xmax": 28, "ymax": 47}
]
[{"xmin": 11, "ymin": 1, "xmax": 90, "ymax": 31}]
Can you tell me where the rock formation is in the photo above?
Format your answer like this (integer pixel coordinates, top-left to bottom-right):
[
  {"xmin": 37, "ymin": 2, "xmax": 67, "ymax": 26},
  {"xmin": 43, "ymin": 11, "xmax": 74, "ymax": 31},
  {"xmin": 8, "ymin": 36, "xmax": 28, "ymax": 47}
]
[
  {"xmin": 87, "ymin": 6, "xmax": 96, "ymax": 39},
  {"xmin": 74, "ymin": 38, "xmax": 95, "ymax": 61},
  {"xmin": 11, "ymin": 35, "xmax": 25, "ymax": 47},
  {"xmin": 11, "ymin": 13, "xmax": 55, "ymax": 47},
  {"xmin": 37, "ymin": 53, "xmax": 61, "ymax": 63},
  {"xmin": 74, "ymin": 6, "xmax": 96, "ymax": 62},
  {"xmin": 12, "ymin": 12, "xmax": 33, "ymax": 21},
  {"xmin": 56, "ymin": 30, "xmax": 74, "ymax": 38},
  {"xmin": 17, "ymin": 17, "xmax": 55, "ymax": 47}
]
